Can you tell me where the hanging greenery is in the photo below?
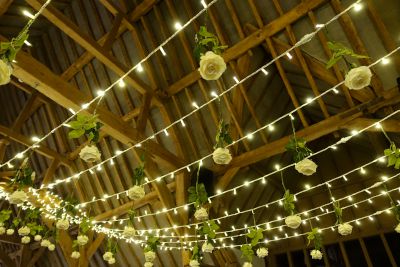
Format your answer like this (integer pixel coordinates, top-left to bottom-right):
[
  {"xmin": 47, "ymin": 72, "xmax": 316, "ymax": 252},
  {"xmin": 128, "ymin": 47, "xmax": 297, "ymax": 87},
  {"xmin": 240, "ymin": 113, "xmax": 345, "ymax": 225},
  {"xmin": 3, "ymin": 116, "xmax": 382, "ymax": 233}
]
[
  {"xmin": 326, "ymin": 41, "xmax": 368, "ymax": 69},
  {"xmin": 68, "ymin": 114, "xmax": 102, "ymax": 143},
  {"xmin": 283, "ymin": 189, "xmax": 296, "ymax": 216},
  {"xmin": 199, "ymin": 220, "xmax": 220, "ymax": 240},
  {"xmin": 384, "ymin": 142, "xmax": 400, "ymax": 169},
  {"xmin": 193, "ymin": 26, "xmax": 227, "ymax": 62},
  {"xmin": 55, "ymin": 197, "xmax": 78, "ymax": 219},
  {"xmin": 307, "ymin": 228, "xmax": 322, "ymax": 250},
  {"xmin": 240, "ymin": 244, "xmax": 254, "ymax": 263},
  {"xmin": 0, "ymin": 210, "xmax": 12, "ymax": 225},
  {"xmin": 333, "ymin": 201, "xmax": 343, "ymax": 225},
  {"xmin": 246, "ymin": 227, "xmax": 264, "ymax": 247},
  {"xmin": 131, "ymin": 162, "xmax": 145, "ymax": 186},
  {"xmin": 285, "ymin": 136, "xmax": 313, "ymax": 163},
  {"xmin": 188, "ymin": 183, "xmax": 208, "ymax": 209},
  {"xmin": 214, "ymin": 119, "xmax": 233, "ymax": 149},
  {"xmin": 144, "ymin": 235, "xmax": 160, "ymax": 252},
  {"xmin": 9, "ymin": 159, "xmax": 35, "ymax": 189}
]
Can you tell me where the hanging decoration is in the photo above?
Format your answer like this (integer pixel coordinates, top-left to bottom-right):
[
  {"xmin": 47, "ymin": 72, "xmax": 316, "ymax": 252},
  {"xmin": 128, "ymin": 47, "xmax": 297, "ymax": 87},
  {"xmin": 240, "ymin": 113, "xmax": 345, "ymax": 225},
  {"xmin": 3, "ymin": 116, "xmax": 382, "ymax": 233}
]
[
  {"xmin": 188, "ymin": 168, "xmax": 209, "ymax": 221},
  {"xmin": 194, "ymin": 26, "xmax": 227, "ymax": 80},
  {"xmin": 144, "ymin": 235, "xmax": 159, "ymax": 266},
  {"xmin": 8, "ymin": 158, "xmax": 35, "ymax": 204},
  {"xmin": 213, "ymin": 120, "xmax": 233, "ymax": 165},
  {"xmin": 286, "ymin": 116, "xmax": 317, "ymax": 176},
  {"xmin": 189, "ymin": 243, "xmax": 201, "ymax": 267},
  {"xmin": 127, "ymin": 157, "xmax": 146, "ymax": 200},
  {"xmin": 68, "ymin": 114, "xmax": 102, "ymax": 162},
  {"xmin": 103, "ymin": 238, "xmax": 118, "ymax": 265},
  {"xmin": 55, "ymin": 198, "xmax": 77, "ymax": 231},
  {"xmin": 280, "ymin": 171, "xmax": 302, "ymax": 229},
  {"xmin": 307, "ymin": 227, "xmax": 323, "ymax": 260},
  {"xmin": 199, "ymin": 220, "xmax": 219, "ymax": 253},
  {"xmin": 122, "ymin": 210, "xmax": 136, "ymax": 238},
  {"xmin": 326, "ymin": 41, "xmax": 372, "ymax": 90}
]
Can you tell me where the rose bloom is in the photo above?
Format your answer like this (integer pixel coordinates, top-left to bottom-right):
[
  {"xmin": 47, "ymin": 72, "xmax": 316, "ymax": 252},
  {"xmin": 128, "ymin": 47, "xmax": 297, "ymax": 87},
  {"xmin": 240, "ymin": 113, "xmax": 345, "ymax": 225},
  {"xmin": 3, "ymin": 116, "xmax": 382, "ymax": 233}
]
[
  {"xmin": 79, "ymin": 145, "xmax": 101, "ymax": 162},
  {"xmin": 212, "ymin": 147, "xmax": 232, "ymax": 165},
  {"xmin": 285, "ymin": 215, "xmax": 302, "ymax": 229},
  {"xmin": 344, "ymin": 66, "xmax": 372, "ymax": 90},
  {"xmin": 310, "ymin": 249, "xmax": 323, "ymax": 260},
  {"xmin": 198, "ymin": 51, "xmax": 226, "ymax": 80},
  {"xmin": 338, "ymin": 223, "xmax": 353, "ymax": 236},
  {"xmin": 295, "ymin": 158, "xmax": 317, "ymax": 176},
  {"xmin": 194, "ymin": 207, "xmax": 209, "ymax": 221},
  {"xmin": 0, "ymin": 59, "xmax": 11, "ymax": 85},
  {"xmin": 189, "ymin": 260, "xmax": 200, "ymax": 267},
  {"xmin": 127, "ymin": 185, "xmax": 145, "ymax": 200}
]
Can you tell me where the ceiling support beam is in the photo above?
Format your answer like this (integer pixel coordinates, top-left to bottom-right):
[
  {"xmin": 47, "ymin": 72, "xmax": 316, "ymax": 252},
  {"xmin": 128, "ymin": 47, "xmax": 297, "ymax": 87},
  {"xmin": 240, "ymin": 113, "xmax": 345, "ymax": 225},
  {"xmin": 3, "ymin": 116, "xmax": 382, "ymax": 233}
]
[
  {"xmin": 0, "ymin": 250, "xmax": 16, "ymax": 267},
  {"xmin": 166, "ymin": 0, "xmax": 326, "ymax": 96},
  {"xmin": 26, "ymin": 0, "xmax": 155, "ymax": 97},
  {"xmin": 12, "ymin": 50, "xmax": 185, "ymax": 169}
]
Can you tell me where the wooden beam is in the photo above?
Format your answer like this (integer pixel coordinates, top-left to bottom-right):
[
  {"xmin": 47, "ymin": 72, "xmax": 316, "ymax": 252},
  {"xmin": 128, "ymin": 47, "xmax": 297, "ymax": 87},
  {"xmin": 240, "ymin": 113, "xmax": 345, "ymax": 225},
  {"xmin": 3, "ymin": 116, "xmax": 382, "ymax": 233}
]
[
  {"xmin": 12, "ymin": 91, "xmax": 41, "ymax": 131},
  {"xmin": 0, "ymin": 0, "xmax": 13, "ymax": 16},
  {"xmin": 136, "ymin": 92, "xmax": 153, "ymax": 133},
  {"xmin": 166, "ymin": 0, "xmax": 326, "ymax": 95},
  {"xmin": 26, "ymin": 0, "xmax": 154, "ymax": 96},
  {"xmin": 217, "ymin": 94, "xmax": 399, "ymax": 177},
  {"xmin": 0, "ymin": 124, "xmax": 72, "ymax": 167},
  {"xmin": 19, "ymin": 245, "xmax": 33, "ymax": 267},
  {"xmin": 341, "ymin": 118, "xmax": 400, "ymax": 132},
  {"xmin": 26, "ymin": 247, "xmax": 46, "ymax": 267},
  {"xmin": 86, "ymin": 234, "xmax": 105, "ymax": 259},
  {"xmin": 12, "ymin": 50, "xmax": 185, "ymax": 169},
  {"xmin": 42, "ymin": 159, "xmax": 60, "ymax": 185},
  {"xmin": 0, "ymin": 250, "xmax": 16, "ymax": 267}
]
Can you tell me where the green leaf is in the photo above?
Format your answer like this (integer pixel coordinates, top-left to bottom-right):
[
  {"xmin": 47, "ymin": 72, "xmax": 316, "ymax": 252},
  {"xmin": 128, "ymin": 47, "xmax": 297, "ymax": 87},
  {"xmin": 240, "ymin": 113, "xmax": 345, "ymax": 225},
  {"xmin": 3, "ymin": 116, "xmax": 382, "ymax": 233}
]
[
  {"xmin": 199, "ymin": 220, "xmax": 220, "ymax": 239},
  {"xmin": 307, "ymin": 228, "xmax": 322, "ymax": 250},
  {"xmin": 145, "ymin": 235, "xmax": 160, "ymax": 252},
  {"xmin": 68, "ymin": 114, "xmax": 102, "ymax": 143},
  {"xmin": 240, "ymin": 244, "xmax": 254, "ymax": 262},
  {"xmin": 68, "ymin": 129, "xmax": 86, "ymax": 139},
  {"xmin": 132, "ymin": 164, "xmax": 145, "ymax": 186},
  {"xmin": 0, "ymin": 210, "xmax": 12, "ymax": 224},
  {"xmin": 214, "ymin": 120, "xmax": 233, "ymax": 149},
  {"xmin": 285, "ymin": 136, "xmax": 313, "ymax": 163},
  {"xmin": 283, "ymin": 190, "xmax": 296, "ymax": 215},
  {"xmin": 194, "ymin": 25, "xmax": 227, "ymax": 62},
  {"xmin": 188, "ymin": 183, "xmax": 208, "ymax": 207},
  {"xmin": 246, "ymin": 227, "xmax": 264, "ymax": 247}
]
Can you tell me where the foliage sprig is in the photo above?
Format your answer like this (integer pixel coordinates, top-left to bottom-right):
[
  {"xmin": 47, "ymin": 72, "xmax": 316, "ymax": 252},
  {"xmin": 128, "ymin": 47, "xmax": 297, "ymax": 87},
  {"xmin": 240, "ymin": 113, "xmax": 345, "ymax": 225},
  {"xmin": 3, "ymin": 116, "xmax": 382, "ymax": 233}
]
[
  {"xmin": 193, "ymin": 26, "xmax": 227, "ymax": 62},
  {"xmin": 384, "ymin": 142, "xmax": 400, "ymax": 169},
  {"xmin": 214, "ymin": 120, "xmax": 232, "ymax": 149},
  {"xmin": 285, "ymin": 136, "xmax": 312, "ymax": 163},
  {"xmin": 333, "ymin": 201, "xmax": 343, "ymax": 225},
  {"xmin": 326, "ymin": 41, "xmax": 368, "ymax": 69},
  {"xmin": 144, "ymin": 235, "xmax": 160, "ymax": 252},
  {"xmin": 68, "ymin": 114, "xmax": 102, "ymax": 143},
  {"xmin": 307, "ymin": 228, "xmax": 322, "ymax": 250},
  {"xmin": 199, "ymin": 220, "xmax": 219, "ymax": 240},
  {"xmin": 188, "ymin": 183, "xmax": 208, "ymax": 209},
  {"xmin": 283, "ymin": 190, "xmax": 296, "ymax": 216},
  {"xmin": 9, "ymin": 159, "xmax": 34, "ymax": 189}
]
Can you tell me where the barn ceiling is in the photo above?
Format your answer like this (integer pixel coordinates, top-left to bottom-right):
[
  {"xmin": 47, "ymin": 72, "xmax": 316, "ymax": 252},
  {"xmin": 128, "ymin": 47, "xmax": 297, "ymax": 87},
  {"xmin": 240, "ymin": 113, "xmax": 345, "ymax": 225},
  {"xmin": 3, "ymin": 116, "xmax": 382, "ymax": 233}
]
[{"xmin": 0, "ymin": 0, "xmax": 399, "ymax": 266}]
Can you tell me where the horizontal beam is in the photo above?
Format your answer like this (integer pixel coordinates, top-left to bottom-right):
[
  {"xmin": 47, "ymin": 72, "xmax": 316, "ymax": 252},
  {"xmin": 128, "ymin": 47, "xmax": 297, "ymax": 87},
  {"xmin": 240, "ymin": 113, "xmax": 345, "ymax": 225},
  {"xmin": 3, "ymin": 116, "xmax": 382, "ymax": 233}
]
[
  {"xmin": 341, "ymin": 118, "xmax": 400, "ymax": 132},
  {"xmin": 12, "ymin": 50, "xmax": 185, "ymax": 169}
]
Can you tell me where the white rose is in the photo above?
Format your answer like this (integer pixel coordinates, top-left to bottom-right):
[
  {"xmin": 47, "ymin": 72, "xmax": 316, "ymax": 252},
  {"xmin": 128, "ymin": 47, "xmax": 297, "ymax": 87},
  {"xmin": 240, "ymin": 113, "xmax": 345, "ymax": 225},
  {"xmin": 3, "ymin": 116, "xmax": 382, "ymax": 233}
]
[
  {"xmin": 310, "ymin": 249, "xmax": 323, "ymax": 260},
  {"xmin": 34, "ymin": 235, "xmax": 42, "ymax": 241},
  {"xmin": 194, "ymin": 207, "xmax": 209, "ymax": 221},
  {"xmin": 144, "ymin": 262, "xmax": 153, "ymax": 267},
  {"xmin": 202, "ymin": 242, "xmax": 214, "ymax": 253},
  {"xmin": 71, "ymin": 251, "xmax": 80, "ymax": 259},
  {"xmin": 199, "ymin": 51, "xmax": 226, "ymax": 80},
  {"xmin": 212, "ymin": 147, "xmax": 232, "ymax": 165},
  {"xmin": 18, "ymin": 226, "xmax": 30, "ymax": 236},
  {"xmin": 243, "ymin": 262, "xmax": 253, "ymax": 267},
  {"xmin": 395, "ymin": 223, "xmax": 400, "ymax": 233},
  {"xmin": 79, "ymin": 145, "xmax": 101, "ymax": 162},
  {"xmin": 0, "ymin": 59, "xmax": 11, "ymax": 86},
  {"xmin": 344, "ymin": 66, "xmax": 372, "ymax": 90},
  {"xmin": 123, "ymin": 226, "xmax": 136, "ymax": 238},
  {"xmin": 295, "ymin": 158, "xmax": 317, "ymax": 176},
  {"xmin": 48, "ymin": 244, "xmax": 55, "ymax": 251},
  {"xmin": 6, "ymin": 229, "xmax": 14, "ymax": 235},
  {"xmin": 189, "ymin": 260, "xmax": 200, "ymax": 267},
  {"xmin": 77, "ymin": 235, "xmax": 89, "ymax": 246},
  {"xmin": 144, "ymin": 251, "xmax": 156, "ymax": 262},
  {"xmin": 41, "ymin": 239, "xmax": 51, "ymax": 247},
  {"xmin": 285, "ymin": 215, "xmax": 302, "ymax": 229},
  {"xmin": 21, "ymin": 236, "xmax": 31, "ymax": 244},
  {"xmin": 256, "ymin": 247, "xmax": 268, "ymax": 258},
  {"xmin": 338, "ymin": 223, "xmax": 353, "ymax": 236},
  {"xmin": 56, "ymin": 219, "xmax": 70, "ymax": 230},
  {"xmin": 128, "ymin": 185, "xmax": 145, "ymax": 200},
  {"xmin": 108, "ymin": 258, "xmax": 116, "ymax": 264},
  {"xmin": 9, "ymin": 190, "xmax": 27, "ymax": 205},
  {"xmin": 0, "ymin": 227, "xmax": 5, "ymax": 235},
  {"xmin": 103, "ymin": 252, "xmax": 114, "ymax": 262}
]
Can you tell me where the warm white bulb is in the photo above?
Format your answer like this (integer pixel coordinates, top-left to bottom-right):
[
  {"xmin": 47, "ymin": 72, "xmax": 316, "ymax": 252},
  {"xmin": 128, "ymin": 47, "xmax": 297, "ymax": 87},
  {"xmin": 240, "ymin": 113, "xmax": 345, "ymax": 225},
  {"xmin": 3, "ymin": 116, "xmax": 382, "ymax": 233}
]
[
  {"xmin": 137, "ymin": 64, "xmax": 144, "ymax": 72},
  {"xmin": 22, "ymin": 10, "xmax": 34, "ymax": 19},
  {"xmin": 353, "ymin": 3, "xmax": 363, "ymax": 12},
  {"xmin": 174, "ymin": 22, "xmax": 183, "ymax": 30},
  {"xmin": 118, "ymin": 79, "xmax": 126, "ymax": 88}
]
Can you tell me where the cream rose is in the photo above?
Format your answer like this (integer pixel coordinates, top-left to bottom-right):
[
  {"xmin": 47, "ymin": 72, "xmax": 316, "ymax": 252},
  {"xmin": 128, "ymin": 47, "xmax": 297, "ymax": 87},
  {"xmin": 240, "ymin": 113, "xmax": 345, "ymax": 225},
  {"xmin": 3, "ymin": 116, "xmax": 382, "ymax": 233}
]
[
  {"xmin": 0, "ymin": 227, "xmax": 5, "ymax": 235},
  {"xmin": 395, "ymin": 223, "xmax": 400, "ymax": 233},
  {"xmin": 6, "ymin": 229, "xmax": 14, "ymax": 235},
  {"xmin": 34, "ymin": 235, "xmax": 42, "ymax": 241},
  {"xmin": 189, "ymin": 260, "xmax": 200, "ymax": 267},
  {"xmin": 144, "ymin": 262, "xmax": 153, "ymax": 267},
  {"xmin": 256, "ymin": 247, "xmax": 268, "ymax": 258},
  {"xmin": 18, "ymin": 226, "xmax": 30, "ymax": 236},
  {"xmin": 194, "ymin": 207, "xmax": 209, "ymax": 221},
  {"xmin": 71, "ymin": 251, "xmax": 80, "ymax": 259},
  {"xmin": 344, "ymin": 66, "xmax": 372, "ymax": 90},
  {"xmin": 48, "ymin": 244, "xmax": 55, "ymax": 251},
  {"xmin": 295, "ymin": 158, "xmax": 317, "ymax": 176},
  {"xmin": 77, "ymin": 235, "xmax": 89, "ymax": 246},
  {"xmin": 108, "ymin": 258, "xmax": 116, "ymax": 264},
  {"xmin": 338, "ymin": 223, "xmax": 353, "ymax": 236},
  {"xmin": 0, "ymin": 59, "xmax": 12, "ymax": 86},
  {"xmin": 9, "ymin": 190, "xmax": 27, "ymax": 205},
  {"xmin": 21, "ymin": 236, "xmax": 31, "ymax": 244},
  {"xmin": 310, "ymin": 249, "xmax": 323, "ymax": 260},
  {"xmin": 199, "ymin": 51, "xmax": 226, "ymax": 80},
  {"xmin": 285, "ymin": 215, "xmax": 302, "ymax": 229},
  {"xmin": 202, "ymin": 242, "xmax": 214, "ymax": 253},
  {"xmin": 145, "ymin": 251, "xmax": 156, "ymax": 262},
  {"xmin": 103, "ymin": 252, "xmax": 114, "ymax": 262},
  {"xmin": 243, "ymin": 262, "xmax": 253, "ymax": 267},
  {"xmin": 56, "ymin": 219, "xmax": 70, "ymax": 230},
  {"xmin": 123, "ymin": 226, "xmax": 136, "ymax": 238},
  {"xmin": 79, "ymin": 145, "xmax": 101, "ymax": 162},
  {"xmin": 128, "ymin": 185, "xmax": 145, "ymax": 200},
  {"xmin": 41, "ymin": 239, "xmax": 51, "ymax": 247},
  {"xmin": 212, "ymin": 147, "xmax": 232, "ymax": 165}
]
